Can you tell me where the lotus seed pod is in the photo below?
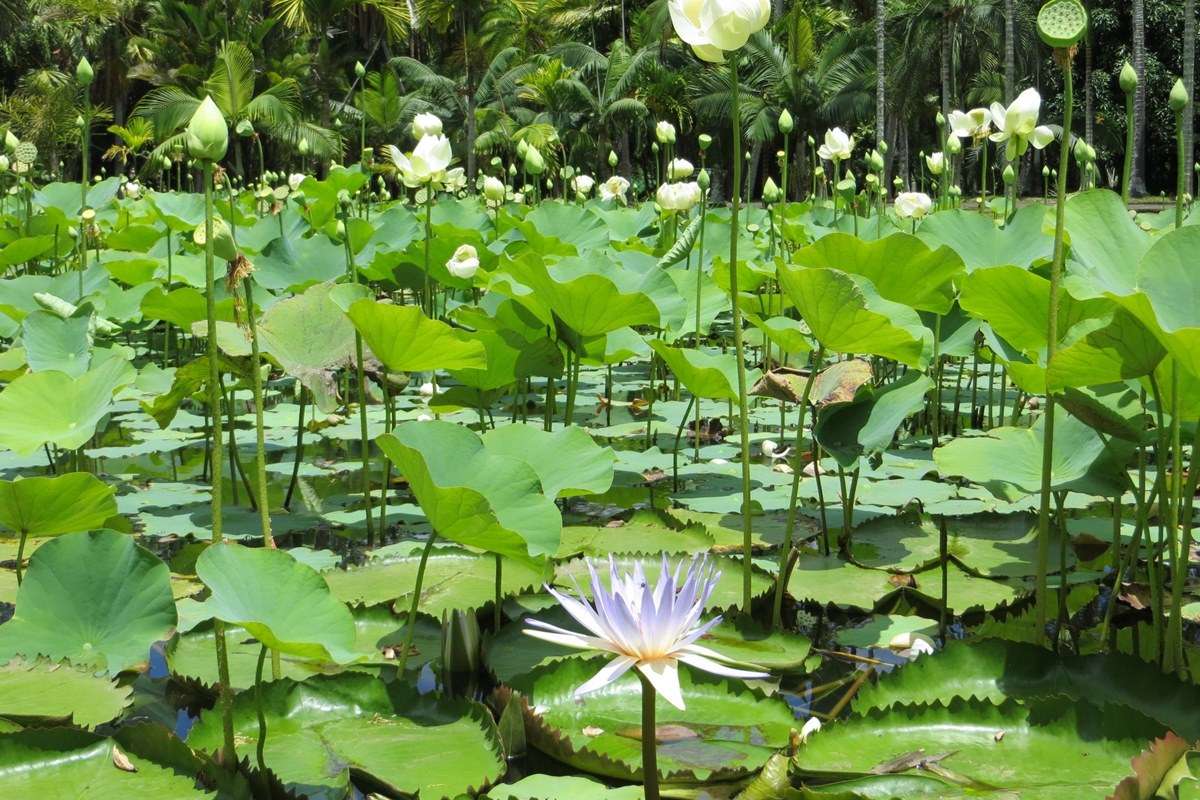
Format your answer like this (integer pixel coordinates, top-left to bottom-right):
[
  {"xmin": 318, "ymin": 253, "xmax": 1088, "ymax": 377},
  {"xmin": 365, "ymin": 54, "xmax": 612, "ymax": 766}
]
[
  {"xmin": 608, "ymin": 150, "xmax": 618, "ymax": 167},
  {"xmin": 762, "ymin": 177, "xmax": 782, "ymax": 204},
  {"xmin": 235, "ymin": 119, "xmax": 254, "ymax": 137},
  {"xmin": 1120, "ymin": 61, "xmax": 1138, "ymax": 94},
  {"xmin": 1037, "ymin": 0, "xmax": 1088, "ymax": 49},
  {"xmin": 778, "ymin": 109, "xmax": 794, "ymax": 134},
  {"xmin": 185, "ymin": 95, "xmax": 228, "ymax": 162},
  {"xmin": 355, "ymin": 60, "xmax": 366, "ymax": 78},
  {"xmin": 697, "ymin": 168, "xmax": 710, "ymax": 190},
  {"xmin": 76, "ymin": 56, "xmax": 94, "ymax": 87},
  {"xmin": 698, "ymin": 134, "xmax": 713, "ymax": 151},
  {"xmin": 1170, "ymin": 78, "xmax": 1189, "ymax": 113},
  {"xmin": 1003, "ymin": 164, "xmax": 1015, "ymax": 185}
]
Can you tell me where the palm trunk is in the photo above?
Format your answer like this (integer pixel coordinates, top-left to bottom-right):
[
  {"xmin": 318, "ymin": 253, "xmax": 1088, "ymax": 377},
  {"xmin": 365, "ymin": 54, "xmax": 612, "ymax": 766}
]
[
  {"xmin": 1185, "ymin": 0, "xmax": 1196, "ymax": 195},
  {"xmin": 1004, "ymin": 0, "xmax": 1016, "ymax": 101},
  {"xmin": 1084, "ymin": 0, "xmax": 1095, "ymax": 148},
  {"xmin": 1131, "ymin": 0, "xmax": 1148, "ymax": 196},
  {"xmin": 876, "ymin": 0, "xmax": 886, "ymax": 158}
]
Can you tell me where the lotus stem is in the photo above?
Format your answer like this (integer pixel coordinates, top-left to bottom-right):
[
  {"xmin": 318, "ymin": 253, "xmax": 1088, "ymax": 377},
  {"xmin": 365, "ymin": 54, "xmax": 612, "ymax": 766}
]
[
  {"xmin": 254, "ymin": 643, "xmax": 268, "ymax": 775},
  {"xmin": 342, "ymin": 223, "xmax": 375, "ymax": 545},
  {"xmin": 242, "ymin": 277, "xmax": 274, "ymax": 548},
  {"xmin": 397, "ymin": 532, "xmax": 438, "ymax": 674},
  {"xmin": 694, "ymin": 195, "xmax": 708, "ymax": 461},
  {"xmin": 672, "ymin": 395, "xmax": 697, "ymax": 492},
  {"xmin": 1176, "ymin": 105, "xmax": 1186, "ymax": 230},
  {"xmin": 1122, "ymin": 92, "xmax": 1135, "ymax": 205},
  {"xmin": 637, "ymin": 672, "xmax": 660, "ymax": 800},
  {"xmin": 283, "ymin": 386, "xmax": 307, "ymax": 510}
]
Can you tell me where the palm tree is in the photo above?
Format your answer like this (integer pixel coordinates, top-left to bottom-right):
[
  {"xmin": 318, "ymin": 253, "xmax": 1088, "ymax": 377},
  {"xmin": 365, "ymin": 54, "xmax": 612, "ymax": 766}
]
[
  {"xmin": 876, "ymin": 0, "xmax": 887, "ymax": 169},
  {"xmin": 1131, "ymin": 0, "xmax": 1147, "ymax": 196},
  {"xmin": 1004, "ymin": 0, "xmax": 1015, "ymax": 101},
  {"xmin": 103, "ymin": 117, "xmax": 156, "ymax": 174},
  {"xmin": 1184, "ymin": 0, "xmax": 1196, "ymax": 195},
  {"xmin": 135, "ymin": 40, "xmax": 338, "ymax": 175}
]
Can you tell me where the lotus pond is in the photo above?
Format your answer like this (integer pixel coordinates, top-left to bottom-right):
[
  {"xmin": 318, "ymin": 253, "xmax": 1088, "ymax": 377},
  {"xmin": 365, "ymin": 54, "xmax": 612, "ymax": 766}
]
[{"xmin": 2, "ymin": 3, "xmax": 1200, "ymax": 798}]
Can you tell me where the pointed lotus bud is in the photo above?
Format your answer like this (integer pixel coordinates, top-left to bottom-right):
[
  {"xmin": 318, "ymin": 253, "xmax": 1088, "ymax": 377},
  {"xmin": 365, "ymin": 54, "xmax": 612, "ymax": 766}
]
[
  {"xmin": 698, "ymin": 134, "xmax": 713, "ymax": 151},
  {"xmin": 1120, "ymin": 61, "xmax": 1138, "ymax": 94},
  {"xmin": 4, "ymin": 130, "xmax": 17, "ymax": 153},
  {"xmin": 298, "ymin": 137, "xmax": 309, "ymax": 156},
  {"xmin": 778, "ymin": 108, "xmax": 794, "ymax": 134},
  {"xmin": 1169, "ymin": 78, "xmax": 1189, "ymax": 113},
  {"xmin": 868, "ymin": 149, "xmax": 884, "ymax": 172},
  {"xmin": 235, "ymin": 119, "xmax": 254, "ymax": 138},
  {"xmin": 608, "ymin": 150, "xmax": 619, "ymax": 167},
  {"xmin": 1043, "ymin": 165, "xmax": 1051, "ymax": 177},
  {"xmin": 652, "ymin": 142, "xmax": 659, "ymax": 154},
  {"xmin": 946, "ymin": 137, "xmax": 962, "ymax": 155},
  {"xmin": 185, "ymin": 95, "xmax": 228, "ymax": 162},
  {"xmin": 1003, "ymin": 164, "xmax": 1015, "ymax": 185},
  {"xmin": 762, "ymin": 177, "xmax": 782, "ymax": 204},
  {"xmin": 75, "ymin": 115, "xmax": 85, "ymax": 129},
  {"xmin": 355, "ymin": 60, "xmax": 366, "ymax": 78},
  {"xmin": 524, "ymin": 147, "xmax": 546, "ymax": 176},
  {"xmin": 697, "ymin": 168, "xmax": 710, "ymax": 191},
  {"xmin": 76, "ymin": 56, "xmax": 94, "ymax": 87},
  {"xmin": 807, "ymin": 135, "xmax": 815, "ymax": 147},
  {"xmin": 935, "ymin": 111, "xmax": 945, "ymax": 127},
  {"xmin": 878, "ymin": 140, "xmax": 888, "ymax": 155},
  {"xmin": 516, "ymin": 139, "xmax": 529, "ymax": 159}
]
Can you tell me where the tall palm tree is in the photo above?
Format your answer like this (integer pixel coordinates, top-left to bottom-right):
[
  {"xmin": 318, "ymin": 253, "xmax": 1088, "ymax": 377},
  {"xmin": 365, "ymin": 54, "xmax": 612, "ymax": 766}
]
[
  {"xmin": 1131, "ymin": 0, "xmax": 1147, "ymax": 196},
  {"xmin": 1185, "ymin": 0, "xmax": 1196, "ymax": 195},
  {"xmin": 876, "ymin": 0, "xmax": 887, "ymax": 171},
  {"xmin": 1004, "ymin": 0, "xmax": 1015, "ymax": 101}
]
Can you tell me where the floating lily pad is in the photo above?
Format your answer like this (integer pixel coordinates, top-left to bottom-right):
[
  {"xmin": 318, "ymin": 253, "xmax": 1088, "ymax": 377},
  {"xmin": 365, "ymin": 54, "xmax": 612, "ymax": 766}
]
[{"xmin": 0, "ymin": 658, "xmax": 132, "ymax": 729}]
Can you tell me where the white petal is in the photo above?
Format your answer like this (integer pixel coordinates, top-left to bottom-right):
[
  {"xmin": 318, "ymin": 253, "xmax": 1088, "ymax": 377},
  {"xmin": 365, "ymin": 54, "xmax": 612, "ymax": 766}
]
[
  {"xmin": 575, "ymin": 655, "xmax": 638, "ymax": 697},
  {"xmin": 637, "ymin": 658, "xmax": 686, "ymax": 710},
  {"xmin": 524, "ymin": 627, "xmax": 608, "ymax": 652},
  {"xmin": 1031, "ymin": 125, "xmax": 1055, "ymax": 149},
  {"xmin": 678, "ymin": 650, "xmax": 769, "ymax": 680}
]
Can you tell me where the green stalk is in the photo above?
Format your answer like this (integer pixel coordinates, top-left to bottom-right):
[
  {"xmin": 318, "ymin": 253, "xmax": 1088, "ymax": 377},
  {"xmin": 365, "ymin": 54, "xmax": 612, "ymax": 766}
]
[
  {"xmin": 930, "ymin": 315, "xmax": 943, "ymax": 446},
  {"xmin": 342, "ymin": 224, "xmax": 375, "ymax": 544},
  {"xmin": 396, "ymin": 533, "xmax": 438, "ymax": 674},
  {"xmin": 1176, "ymin": 106, "xmax": 1187, "ymax": 230},
  {"xmin": 423, "ymin": 185, "xmax": 434, "ymax": 316},
  {"xmin": 79, "ymin": 93, "xmax": 90, "ymax": 301},
  {"xmin": 638, "ymin": 672, "xmax": 660, "ymax": 800},
  {"xmin": 1035, "ymin": 52, "xmax": 1074, "ymax": 640},
  {"xmin": 727, "ymin": 57, "xmax": 754, "ymax": 612},
  {"xmin": 202, "ymin": 161, "xmax": 236, "ymax": 766},
  {"xmin": 283, "ymin": 387, "xmax": 306, "ymax": 509},
  {"xmin": 242, "ymin": 277, "xmax": 273, "ymax": 548},
  {"xmin": 1122, "ymin": 92, "xmax": 1134, "ymax": 205},
  {"xmin": 694, "ymin": 196, "xmax": 708, "ymax": 461},
  {"xmin": 979, "ymin": 140, "xmax": 988, "ymax": 214},
  {"xmin": 254, "ymin": 644, "xmax": 268, "ymax": 776}
]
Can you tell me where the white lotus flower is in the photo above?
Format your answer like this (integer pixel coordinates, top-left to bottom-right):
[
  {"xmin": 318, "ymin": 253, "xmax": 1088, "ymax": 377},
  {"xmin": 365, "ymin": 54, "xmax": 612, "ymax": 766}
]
[
  {"xmin": 287, "ymin": 173, "xmax": 305, "ymax": 191},
  {"xmin": 925, "ymin": 152, "xmax": 944, "ymax": 176},
  {"xmin": 799, "ymin": 716, "xmax": 821, "ymax": 743},
  {"xmin": 655, "ymin": 120, "xmax": 677, "ymax": 144},
  {"xmin": 483, "ymin": 176, "xmax": 506, "ymax": 205},
  {"xmin": 761, "ymin": 439, "xmax": 791, "ymax": 461},
  {"xmin": 411, "ymin": 112, "xmax": 443, "ymax": 139},
  {"xmin": 894, "ymin": 191, "xmax": 933, "ymax": 220},
  {"xmin": 667, "ymin": 158, "xmax": 694, "ymax": 180},
  {"xmin": 668, "ymin": 0, "xmax": 769, "ymax": 62},
  {"xmin": 948, "ymin": 108, "xmax": 993, "ymax": 140},
  {"xmin": 571, "ymin": 174, "xmax": 595, "ymax": 198},
  {"xmin": 387, "ymin": 134, "xmax": 453, "ymax": 188},
  {"xmin": 419, "ymin": 381, "xmax": 435, "ymax": 398},
  {"xmin": 123, "ymin": 181, "xmax": 141, "ymax": 198},
  {"xmin": 656, "ymin": 181, "xmax": 702, "ymax": 211},
  {"xmin": 446, "ymin": 244, "xmax": 479, "ymax": 279},
  {"xmin": 524, "ymin": 555, "xmax": 768, "ymax": 710},
  {"xmin": 817, "ymin": 128, "xmax": 854, "ymax": 162},
  {"xmin": 599, "ymin": 175, "xmax": 630, "ymax": 204},
  {"xmin": 443, "ymin": 167, "xmax": 467, "ymax": 193},
  {"xmin": 989, "ymin": 88, "xmax": 1055, "ymax": 160}
]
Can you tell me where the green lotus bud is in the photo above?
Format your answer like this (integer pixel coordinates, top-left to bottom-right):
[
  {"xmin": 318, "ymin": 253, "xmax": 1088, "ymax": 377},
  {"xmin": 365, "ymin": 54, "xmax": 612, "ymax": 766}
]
[
  {"xmin": 1003, "ymin": 164, "xmax": 1015, "ymax": 185},
  {"xmin": 762, "ymin": 177, "xmax": 782, "ymax": 204},
  {"xmin": 337, "ymin": 189, "xmax": 352, "ymax": 208},
  {"xmin": 868, "ymin": 149, "xmax": 884, "ymax": 172},
  {"xmin": 524, "ymin": 147, "xmax": 546, "ymax": 176},
  {"xmin": 608, "ymin": 150, "xmax": 618, "ymax": 167},
  {"xmin": 744, "ymin": 150, "xmax": 751, "ymax": 162},
  {"xmin": 1043, "ymin": 165, "xmax": 1051, "ymax": 177},
  {"xmin": 1170, "ymin": 78, "xmax": 1189, "ymax": 113},
  {"xmin": 698, "ymin": 134, "xmax": 713, "ymax": 151},
  {"xmin": 298, "ymin": 138, "xmax": 309, "ymax": 156},
  {"xmin": 946, "ymin": 137, "xmax": 962, "ymax": 155},
  {"xmin": 194, "ymin": 218, "xmax": 238, "ymax": 262},
  {"xmin": 355, "ymin": 60, "xmax": 366, "ymax": 78},
  {"xmin": 185, "ymin": 95, "xmax": 228, "ymax": 162},
  {"xmin": 516, "ymin": 139, "xmax": 529, "ymax": 159},
  {"xmin": 235, "ymin": 119, "xmax": 254, "ymax": 137},
  {"xmin": 336, "ymin": 220, "xmax": 347, "ymax": 240},
  {"xmin": 334, "ymin": 117, "xmax": 343, "ymax": 130},
  {"xmin": 509, "ymin": 163, "xmax": 518, "ymax": 177},
  {"xmin": 3, "ymin": 130, "xmax": 17, "ymax": 153},
  {"xmin": 697, "ymin": 168, "xmax": 710, "ymax": 190},
  {"xmin": 0, "ymin": 155, "xmax": 8, "ymax": 173},
  {"xmin": 651, "ymin": 142, "xmax": 659, "ymax": 154},
  {"xmin": 807, "ymin": 135, "xmax": 815, "ymax": 147},
  {"xmin": 878, "ymin": 140, "xmax": 888, "ymax": 155},
  {"xmin": 778, "ymin": 108, "xmax": 794, "ymax": 134},
  {"xmin": 75, "ymin": 115, "xmax": 85, "ymax": 129},
  {"xmin": 1120, "ymin": 61, "xmax": 1138, "ymax": 94},
  {"xmin": 361, "ymin": 146, "xmax": 374, "ymax": 164},
  {"xmin": 76, "ymin": 56, "xmax": 94, "ymax": 87},
  {"xmin": 935, "ymin": 111, "xmax": 945, "ymax": 127}
]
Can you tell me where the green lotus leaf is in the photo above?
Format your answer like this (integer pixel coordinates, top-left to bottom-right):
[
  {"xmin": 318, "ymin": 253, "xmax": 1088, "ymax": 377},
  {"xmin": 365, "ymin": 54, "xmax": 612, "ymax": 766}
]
[
  {"xmin": 0, "ymin": 471, "xmax": 117, "ymax": 574},
  {"xmin": 555, "ymin": 509, "xmax": 715, "ymax": 560},
  {"xmin": 517, "ymin": 202, "xmax": 610, "ymax": 253},
  {"xmin": 481, "ymin": 424, "xmax": 615, "ymax": 499},
  {"xmin": 146, "ymin": 191, "xmax": 207, "ymax": 232},
  {"xmin": 194, "ymin": 541, "xmax": 359, "ymax": 663},
  {"xmin": 510, "ymin": 656, "xmax": 795, "ymax": 783},
  {"xmin": 21, "ymin": 309, "xmax": 91, "ymax": 376},
  {"xmin": 794, "ymin": 698, "xmax": 1150, "ymax": 797},
  {"xmin": 0, "ymin": 357, "xmax": 134, "ymax": 453},
  {"xmin": 257, "ymin": 282, "xmax": 359, "ymax": 411},
  {"xmin": 814, "ymin": 371, "xmax": 933, "ymax": 467},
  {"xmin": 346, "ymin": 299, "xmax": 487, "ymax": 372},
  {"xmin": 648, "ymin": 340, "xmax": 758, "ymax": 402},
  {"xmin": 933, "ymin": 406, "xmax": 1132, "ymax": 496},
  {"xmin": 777, "ymin": 265, "xmax": 930, "ymax": 366},
  {"xmin": 377, "ymin": 421, "xmax": 561, "ymax": 561},
  {"xmin": 1047, "ymin": 307, "xmax": 1165, "ymax": 391},
  {"xmin": 486, "ymin": 774, "xmax": 644, "ymax": 800},
  {"xmin": 919, "ymin": 205, "xmax": 1053, "ymax": 272},
  {"xmin": 325, "ymin": 541, "xmax": 545, "ymax": 614},
  {"xmin": 448, "ymin": 328, "xmax": 562, "ymax": 394},
  {"xmin": 0, "ymin": 235, "xmax": 56, "ymax": 267},
  {"xmin": 0, "ymin": 531, "xmax": 176, "ymax": 673},
  {"xmin": 188, "ymin": 673, "xmax": 505, "ymax": 800},
  {"xmin": 792, "ymin": 231, "xmax": 965, "ymax": 314},
  {"xmin": 663, "ymin": 263, "xmax": 729, "ymax": 343},
  {"xmin": 0, "ymin": 658, "xmax": 132, "ymax": 729},
  {"xmin": 1129, "ymin": 225, "xmax": 1200, "ymax": 379},
  {"xmin": 1063, "ymin": 189, "xmax": 1152, "ymax": 300},
  {"xmin": 749, "ymin": 314, "xmax": 813, "ymax": 355}
]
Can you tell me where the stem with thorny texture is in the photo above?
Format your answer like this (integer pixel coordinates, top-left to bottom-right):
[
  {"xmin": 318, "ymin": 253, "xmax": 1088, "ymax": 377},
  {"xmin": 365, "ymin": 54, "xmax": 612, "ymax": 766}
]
[
  {"xmin": 1036, "ymin": 49, "xmax": 1074, "ymax": 640},
  {"xmin": 342, "ymin": 225, "xmax": 375, "ymax": 545},
  {"xmin": 242, "ymin": 278, "xmax": 274, "ymax": 548},
  {"xmin": 396, "ymin": 533, "xmax": 438, "ymax": 674}
]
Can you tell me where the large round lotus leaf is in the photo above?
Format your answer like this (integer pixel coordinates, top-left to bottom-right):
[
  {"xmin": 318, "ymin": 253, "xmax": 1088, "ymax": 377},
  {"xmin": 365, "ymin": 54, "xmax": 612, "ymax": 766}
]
[
  {"xmin": 555, "ymin": 509, "xmax": 714, "ymax": 560},
  {"xmin": 487, "ymin": 607, "xmax": 811, "ymax": 683},
  {"xmin": 486, "ymin": 774, "xmax": 644, "ymax": 800},
  {"xmin": 324, "ymin": 541, "xmax": 545, "ymax": 615},
  {"xmin": 345, "ymin": 298, "xmax": 486, "ymax": 372},
  {"xmin": 794, "ymin": 698, "xmax": 1148, "ymax": 799},
  {"xmin": 482, "ymin": 424, "xmax": 616, "ymax": 499},
  {"xmin": 791, "ymin": 232, "xmax": 965, "ymax": 314},
  {"xmin": 377, "ymin": 421, "xmax": 562, "ymax": 561},
  {"xmin": 0, "ymin": 472, "xmax": 117, "ymax": 539},
  {"xmin": 1047, "ymin": 308, "xmax": 1164, "ymax": 392},
  {"xmin": 0, "ymin": 726, "xmax": 216, "ymax": 798},
  {"xmin": 776, "ymin": 265, "xmax": 931, "ymax": 367},
  {"xmin": 256, "ymin": 282, "xmax": 359, "ymax": 410},
  {"xmin": 0, "ymin": 358, "xmax": 133, "ymax": 454},
  {"xmin": 0, "ymin": 658, "xmax": 131, "ymax": 729},
  {"xmin": 554, "ymin": 554, "xmax": 772, "ymax": 613},
  {"xmin": 1130, "ymin": 225, "xmax": 1200, "ymax": 380},
  {"xmin": 168, "ymin": 609, "xmax": 440, "ymax": 689},
  {"xmin": 851, "ymin": 639, "xmax": 1200, "ymax": 740},
  {"xmin": 194, "ymin": 542, "xmax": 358, "ymax": 663},
  {"xmin": 813, "ymin": 372, "xmax": 933, "ymax": 467},
  {"xmin": 511, "ymin": 657, "xmax": 795, "ymax": 783},
  {"xmin": 21, "ymin": 310, "xmax": 91, "ymax": 377},
  {"xmin": 648, "ymin": 340, "xmax": 761, "ymax": 402},
  {"xmin": 0, "ymin": 531, "xmax": 176, "ymax": 673},
  {"xmin": 189, "ymin": 673, "xmax": 505, "ymax": 800},
  {"xmin": 918, "ymin": 205, "xmax": 1053, "ymax": 273},
  {"xmin": 1062, "ymin": 190, "xmax": 1151, "ymax": 300},
  {"xmin": 147, "ymin": 191, "xmax": 206, "ymax": 232},
  {"xmin": 934, "ymin": 406, "xmax": 1132, "ymax": 497}
]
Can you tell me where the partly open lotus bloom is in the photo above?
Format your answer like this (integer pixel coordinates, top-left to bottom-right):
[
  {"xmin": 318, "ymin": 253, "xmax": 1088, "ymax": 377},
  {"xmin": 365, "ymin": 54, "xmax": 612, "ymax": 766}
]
[
  {"xmin": 817, "ymin": 127, "xmax": 854, "ymax": 162},
  {"xmin": 925, "ymin": 152, "xmax": 945, "ymax": 176},
  {"xmin": 948, "ymin": 108, "xmax": 993, "ymax": 141},
  {"xmin": 655, "ymin": 121, "xmax": 677, "ymax": 144},
  {"xmin": 657, "ymin": 181, "xmax": 702, "ymax": 211},
  {"xmin": 411, "ymin": 112, "xmax": 443, "ymax": 139},
  {"xmin": 387, "ymin": 134, "xmax": 453, "ymax": 188},
  {"xmin": 287, "ymin": 173, "xmax": 305, "ymax": 192},
  {"xmin": 599, "ymin": 175, "xmax": 630, "ymax": 204},
  {"xmin": 446, "ymin": 244, "xmax": 479, "ymax": 279},
  {"xmin": 667, "ymin": 158, "xmax": 694, "ymax": 180},
  {"xmin": 571, "ymin": 174, "xmax": 595, "ymax": 198},
  {"xmin": 524, "ymin": 555, "xmax": 768, "ymax": 710},
  {"xmin": 990, "ymin": 88, "xmax": 1054, "ymax": 160},
  {"xmin": 895, "ymin": 191, "xmax": 933, "ymax": 220},
  {"xmin": 668, "ymin": 0, "xmax": 769, "ymax": 62},
  {"xmin": 483, "ymin": 176, "xmax": 506, "ymax": 205}
]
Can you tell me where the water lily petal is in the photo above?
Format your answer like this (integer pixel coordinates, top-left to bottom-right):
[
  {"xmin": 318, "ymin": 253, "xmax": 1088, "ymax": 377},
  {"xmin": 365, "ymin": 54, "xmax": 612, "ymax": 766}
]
[
  {"xmin": 575, "ymin": 655, "xmax": 638, "ymax": 697},
  {"xmin": 637, "ymin": 657, "xmax": 686, "ymax": 710},
  {"xmin": 678, "ymin": 650, "xmax": 769, "ymax": 680},
  {"xmin": 1031, "ymin": 125, "xmax": 1055, "ymax": 149}
]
